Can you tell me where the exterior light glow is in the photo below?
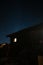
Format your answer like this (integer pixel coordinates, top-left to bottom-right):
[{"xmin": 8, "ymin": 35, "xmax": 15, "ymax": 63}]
[
  {"xmin": 13, "ymin": 38, "xmax": 17, "ymax": 42},
  {"xmin": 0, "ymin": 44, "xmax": 6, "ymax": 48},
  {"xmin": 2, "ymin": 44, "xmax": 6, "ymax": 46}
]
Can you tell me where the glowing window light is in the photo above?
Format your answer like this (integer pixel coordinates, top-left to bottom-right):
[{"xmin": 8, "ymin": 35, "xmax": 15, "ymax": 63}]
[{"xmin": 13, "ymin": 38, "xmax": 17, "ymax": 42}]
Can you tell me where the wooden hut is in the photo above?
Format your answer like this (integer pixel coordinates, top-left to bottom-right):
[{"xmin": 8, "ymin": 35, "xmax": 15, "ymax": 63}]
[{"xmin": 7, "ymin": 23, "xmax": 43, "ymax": 65}]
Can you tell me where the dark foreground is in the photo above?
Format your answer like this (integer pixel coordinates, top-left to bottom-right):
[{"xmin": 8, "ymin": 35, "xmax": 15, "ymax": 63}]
[{"xmin": 0, "ymin": 44, "xmax": 38, "ymax": 65}]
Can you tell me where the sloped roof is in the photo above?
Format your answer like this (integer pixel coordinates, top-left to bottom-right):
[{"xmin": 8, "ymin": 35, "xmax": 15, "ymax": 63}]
[{"xmin": 6, "ymin": 23, "xmax": 43, "ymax": 37}]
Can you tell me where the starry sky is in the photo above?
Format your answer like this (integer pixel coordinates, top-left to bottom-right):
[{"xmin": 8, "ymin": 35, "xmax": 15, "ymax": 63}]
[{"xmin": 0, "ymin": 0, "xmax": 43, "ymax": 43}]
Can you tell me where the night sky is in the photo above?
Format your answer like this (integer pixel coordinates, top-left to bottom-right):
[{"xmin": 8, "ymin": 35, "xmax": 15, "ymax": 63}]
[{"xmin": 0, "ymin": 0, "xmax": 43, "ymax": 43}]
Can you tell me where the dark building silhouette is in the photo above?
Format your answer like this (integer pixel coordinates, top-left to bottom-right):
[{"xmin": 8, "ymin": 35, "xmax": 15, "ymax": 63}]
[{"xmin": 6, "ymin": 23, "xmax": 43, "ymax": 65}]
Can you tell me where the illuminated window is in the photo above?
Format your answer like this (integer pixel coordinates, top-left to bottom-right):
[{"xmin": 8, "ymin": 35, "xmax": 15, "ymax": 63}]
[
  {"xmin": 38, "ymin": 56, "xmax": 43, "ymax": 65},
  {"xmin": 13, "ymin": 38, "xmax": 17, "ymax": 42}
]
